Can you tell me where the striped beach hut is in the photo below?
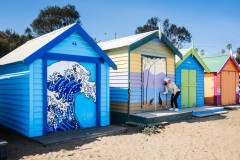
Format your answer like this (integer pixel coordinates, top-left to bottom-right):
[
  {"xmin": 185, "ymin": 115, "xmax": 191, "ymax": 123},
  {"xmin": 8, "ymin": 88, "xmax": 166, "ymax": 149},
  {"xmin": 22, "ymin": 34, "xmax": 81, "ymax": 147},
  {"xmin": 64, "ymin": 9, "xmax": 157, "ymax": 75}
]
[
  {"xmin": 98, "ymin": 30, "xmax": 182, "ymax": 123},
  {"xmin": 175, "ymin": 48, "xmax": 210, "ymax": 108},
  {"xmin": 0, "ymin": 23, "xmax": 116, "ymax": 137},
  {"xmin": 203, "ymin": 55, "xmax": 240, "ymax": 105}
]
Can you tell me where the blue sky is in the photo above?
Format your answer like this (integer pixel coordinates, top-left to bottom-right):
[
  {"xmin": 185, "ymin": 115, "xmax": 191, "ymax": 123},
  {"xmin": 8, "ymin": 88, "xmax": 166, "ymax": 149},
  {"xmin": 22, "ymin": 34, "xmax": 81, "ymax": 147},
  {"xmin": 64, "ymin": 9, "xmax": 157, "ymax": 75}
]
[{"xmin": 0, "ymin": 0, "xmax": 240, "ymax": 55}]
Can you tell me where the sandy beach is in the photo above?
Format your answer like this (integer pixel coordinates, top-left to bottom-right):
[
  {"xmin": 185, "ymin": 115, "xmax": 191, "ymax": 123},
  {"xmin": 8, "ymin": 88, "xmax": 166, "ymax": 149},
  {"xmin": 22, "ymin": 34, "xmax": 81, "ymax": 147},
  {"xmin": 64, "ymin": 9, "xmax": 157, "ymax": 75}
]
[{"xmin": 1, "ymin": 109, "xmax": 240, "ymax": 160}]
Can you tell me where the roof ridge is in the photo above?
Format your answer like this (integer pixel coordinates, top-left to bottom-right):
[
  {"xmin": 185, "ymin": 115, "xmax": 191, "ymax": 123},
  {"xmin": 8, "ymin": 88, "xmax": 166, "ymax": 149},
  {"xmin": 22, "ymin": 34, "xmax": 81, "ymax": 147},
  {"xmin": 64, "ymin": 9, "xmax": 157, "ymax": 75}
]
[{"xmin": 202, "ymin": 54, "xmax": 230, "ymax": 59}]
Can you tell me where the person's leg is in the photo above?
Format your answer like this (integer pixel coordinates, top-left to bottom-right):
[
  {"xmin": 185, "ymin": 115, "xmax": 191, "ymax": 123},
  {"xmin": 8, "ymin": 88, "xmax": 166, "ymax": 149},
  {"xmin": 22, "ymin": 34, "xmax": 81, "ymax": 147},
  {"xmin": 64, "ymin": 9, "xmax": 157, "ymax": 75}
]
[
  {"xmin": 171, "ymin": 93, "xmax": 174, "ymax": 108},
  {"xmin": 173, "ymin": 91, "xmax": 180, "ymax": 108},
  {"xmin": 169, "ymin": 93, "xmax": 174, "ymax": 111}
]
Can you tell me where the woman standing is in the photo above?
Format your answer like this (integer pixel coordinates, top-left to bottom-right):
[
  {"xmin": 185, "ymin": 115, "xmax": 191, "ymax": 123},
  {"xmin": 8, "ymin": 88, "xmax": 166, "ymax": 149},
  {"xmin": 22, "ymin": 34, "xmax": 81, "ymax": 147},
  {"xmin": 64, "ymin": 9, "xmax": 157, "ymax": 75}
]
[{"xmin": 161, "ymin": 77, "xmax": 181, "ymax": 111}]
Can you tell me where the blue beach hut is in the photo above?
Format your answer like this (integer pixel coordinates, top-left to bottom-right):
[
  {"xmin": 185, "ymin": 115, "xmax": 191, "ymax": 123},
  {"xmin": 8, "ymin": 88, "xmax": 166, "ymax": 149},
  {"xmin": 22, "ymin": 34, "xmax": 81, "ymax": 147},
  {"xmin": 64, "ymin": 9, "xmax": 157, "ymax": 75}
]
[
  {"xmin": 0, "ymin": 23, "xmax": 116, "ymax": 137},
  {"xmin": 175, "ymin": 47, "xmax": 210, "ymax": 108}
]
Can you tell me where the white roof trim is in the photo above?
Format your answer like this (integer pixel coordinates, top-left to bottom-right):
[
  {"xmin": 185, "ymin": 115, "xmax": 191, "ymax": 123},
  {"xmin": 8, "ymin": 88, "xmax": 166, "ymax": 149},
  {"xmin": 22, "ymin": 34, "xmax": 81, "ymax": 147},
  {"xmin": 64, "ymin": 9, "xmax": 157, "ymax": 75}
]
[
  {"xmin": 0, "ymin": 23, "xmax": 76, "ymax": 65},
  {"xmin": 98, "ymin": 30, "xmax": 158, "ymax": 50}
]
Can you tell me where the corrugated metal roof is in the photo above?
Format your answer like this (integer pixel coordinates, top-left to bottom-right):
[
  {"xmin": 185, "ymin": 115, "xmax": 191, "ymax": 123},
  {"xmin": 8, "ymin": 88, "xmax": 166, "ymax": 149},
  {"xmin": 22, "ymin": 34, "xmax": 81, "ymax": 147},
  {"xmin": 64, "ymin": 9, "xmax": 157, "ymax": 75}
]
[
  {"xmin": 0, "ymin": 23, "xmax": 76, "ymax": 65},
  {"xmin": 98, "ymin": 30, "xmax": 158, "ymax": 50},
  {"xmin": 202, "ymin": 55, "xmax": 229, "ymax": 72}
]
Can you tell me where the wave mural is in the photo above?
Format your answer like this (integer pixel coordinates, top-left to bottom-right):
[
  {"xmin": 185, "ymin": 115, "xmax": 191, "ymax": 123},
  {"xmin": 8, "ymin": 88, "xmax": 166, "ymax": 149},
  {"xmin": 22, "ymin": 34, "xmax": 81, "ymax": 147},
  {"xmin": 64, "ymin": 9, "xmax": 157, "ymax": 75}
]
[{"xmin": 47, "ymin": 61, "xmax": 96, "ymax": 132}]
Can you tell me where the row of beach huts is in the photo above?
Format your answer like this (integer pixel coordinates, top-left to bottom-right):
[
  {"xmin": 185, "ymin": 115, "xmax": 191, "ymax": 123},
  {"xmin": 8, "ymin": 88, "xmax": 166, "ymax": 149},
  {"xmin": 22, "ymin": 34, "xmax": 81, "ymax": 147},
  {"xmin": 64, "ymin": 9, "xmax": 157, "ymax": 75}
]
[{"xmin": 0, "ymin": 23, "xmax": 239, "ymax": 138}]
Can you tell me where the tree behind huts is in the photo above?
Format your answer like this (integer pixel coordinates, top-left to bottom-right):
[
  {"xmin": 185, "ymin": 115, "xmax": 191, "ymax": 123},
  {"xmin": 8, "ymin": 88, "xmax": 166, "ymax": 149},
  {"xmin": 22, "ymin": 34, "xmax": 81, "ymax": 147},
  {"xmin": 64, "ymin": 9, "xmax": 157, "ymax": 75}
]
[
  {"xmin": 135, "ymin": 17, "xmax": 192, "ymax": 49},
  {"xmin": 0, "ymin": 29, "xmax": 33, "ymax": 58},
  {"xmin": 0, "ymin": 4, "xmax": 81, "ymax": 58},
  {"xmin": 236, "ymin": 47, "xmax": 240, "ymax": 64},
  {"xmin": 30, "ymin": 4, "xmax": 81, "ymax": 36}
]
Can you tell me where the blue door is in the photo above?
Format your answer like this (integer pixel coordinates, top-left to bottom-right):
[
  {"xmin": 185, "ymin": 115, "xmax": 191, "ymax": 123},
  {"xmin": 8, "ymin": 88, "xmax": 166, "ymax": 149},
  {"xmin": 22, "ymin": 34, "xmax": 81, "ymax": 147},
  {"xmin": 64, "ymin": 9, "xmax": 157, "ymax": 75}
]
[{"xmin": 46, "ymin": 60, "xmax": 97, "ymax": 133}]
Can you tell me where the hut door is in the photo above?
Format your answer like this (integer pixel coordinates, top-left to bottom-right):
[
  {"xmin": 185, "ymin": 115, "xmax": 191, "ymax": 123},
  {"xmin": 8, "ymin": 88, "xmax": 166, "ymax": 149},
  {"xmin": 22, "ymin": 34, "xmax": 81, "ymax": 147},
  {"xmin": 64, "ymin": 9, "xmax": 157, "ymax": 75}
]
[
  {"xmin": 228, "ymin": 72, "xmax": 236, "ymax": 104},
  {"xmin": 181, "ymin": 69, "xmax": 197, "ymax": 108},
  {"xmin": 142, "ymin": 56, "xmax": 166, "ymax": 111},
  {"xmin": 221, "ymin": 71, "xmax": 236, "ymax": 105},
  {"xmin": 46, "ymin": 61, "xmax": 97, "ymax": 133},
  {"xmin": 204, "ymin": 74, "xmax": 214, "ymax": 104}
]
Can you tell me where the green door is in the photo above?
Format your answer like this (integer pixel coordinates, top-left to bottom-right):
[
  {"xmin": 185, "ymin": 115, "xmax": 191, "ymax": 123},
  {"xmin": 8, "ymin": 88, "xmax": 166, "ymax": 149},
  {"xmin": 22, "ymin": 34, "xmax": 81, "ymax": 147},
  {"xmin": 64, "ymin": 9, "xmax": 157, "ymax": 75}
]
[
  {"xmin": 188, "ymin": 70, "xmax": 197, "ymax": 106},
  {"xmin": 181, "ymin": 69, "xmax": 197, "ymax": 108}
]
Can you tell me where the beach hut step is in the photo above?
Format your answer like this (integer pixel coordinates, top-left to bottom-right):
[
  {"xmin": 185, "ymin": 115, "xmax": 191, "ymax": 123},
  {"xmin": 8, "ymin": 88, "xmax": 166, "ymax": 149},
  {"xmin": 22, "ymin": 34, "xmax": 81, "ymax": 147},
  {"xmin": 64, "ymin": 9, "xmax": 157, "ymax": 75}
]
[
  {"xmin": 125, "ymin": 121, "xmax": 169, "ymax": 127},
  {"xmin": 223, "ymin": 105, "xmax": 240, "ymax": 110},
  {"xmin": 0, "ymin": 139, "xmax": 8, "ymax": 160},
  {"xmin": 32, "ymin": 126, "xmax": 127, "ymax": 145},
  {"xmin": 193, "ymin": 111, "xmax": 228, "ymax": 118}
]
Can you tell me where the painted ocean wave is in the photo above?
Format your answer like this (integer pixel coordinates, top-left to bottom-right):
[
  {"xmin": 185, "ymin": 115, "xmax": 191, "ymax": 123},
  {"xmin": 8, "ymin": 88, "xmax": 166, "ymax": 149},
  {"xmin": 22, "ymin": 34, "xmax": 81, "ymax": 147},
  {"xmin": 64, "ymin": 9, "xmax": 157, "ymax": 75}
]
[{"xmin": 47, "ymin": 61, "xmax": 96, "ymax": 132}]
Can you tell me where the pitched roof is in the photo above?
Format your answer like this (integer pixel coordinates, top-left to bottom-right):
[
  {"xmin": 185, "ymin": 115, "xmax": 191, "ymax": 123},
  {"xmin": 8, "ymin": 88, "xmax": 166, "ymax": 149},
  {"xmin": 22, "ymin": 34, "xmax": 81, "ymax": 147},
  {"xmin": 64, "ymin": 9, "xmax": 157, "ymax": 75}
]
[
  {"xmin": 98, "ymin": 30, "xmax": 183, "ymax": 59},
  {"xmin": 202, "ymin": 54, "xmax": 240, "ymax": 73},
  {"xmin": 0, "ymin": 24, "xmax": 74, "ymax": 65},
  {"xmin": 98, "ymin": 30, "xmax": 157, "ymax": 50},
  {"xmin": 0, "ymin": 23, "xmax": 117, "ymax": 70},
  {"xmin": 176, "ymin": 48, "xmax": 210, "ymax": 72}
]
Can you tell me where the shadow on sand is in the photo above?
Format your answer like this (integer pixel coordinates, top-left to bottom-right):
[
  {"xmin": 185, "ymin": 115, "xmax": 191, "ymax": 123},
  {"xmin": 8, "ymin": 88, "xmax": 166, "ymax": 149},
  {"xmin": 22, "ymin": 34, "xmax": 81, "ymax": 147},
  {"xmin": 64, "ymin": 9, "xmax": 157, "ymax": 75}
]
[
  {"xmin": 0, "ymin": 125, "xmax": 131, "ymax": 160},
  {"xmin": 0, "ymin": 111, "xmax": 231, "ymax": 160}
]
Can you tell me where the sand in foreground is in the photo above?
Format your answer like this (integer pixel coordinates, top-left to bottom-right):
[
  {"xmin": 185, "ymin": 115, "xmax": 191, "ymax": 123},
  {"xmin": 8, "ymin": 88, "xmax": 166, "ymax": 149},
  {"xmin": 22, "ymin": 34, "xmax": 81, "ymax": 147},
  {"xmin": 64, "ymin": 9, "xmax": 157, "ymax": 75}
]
[{"xmin": 1, "ymin": 110, "xmax": 240, "ymax": 160}]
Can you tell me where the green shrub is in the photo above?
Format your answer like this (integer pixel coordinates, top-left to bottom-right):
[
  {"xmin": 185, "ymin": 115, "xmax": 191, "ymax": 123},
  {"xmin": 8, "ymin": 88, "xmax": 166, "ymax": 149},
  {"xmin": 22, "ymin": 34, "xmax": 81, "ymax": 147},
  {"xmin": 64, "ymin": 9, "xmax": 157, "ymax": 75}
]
[{"xmin": 141, "ymin": 125, "xmax": 163, "ymax": 136}]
